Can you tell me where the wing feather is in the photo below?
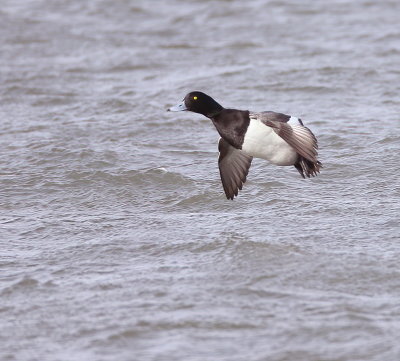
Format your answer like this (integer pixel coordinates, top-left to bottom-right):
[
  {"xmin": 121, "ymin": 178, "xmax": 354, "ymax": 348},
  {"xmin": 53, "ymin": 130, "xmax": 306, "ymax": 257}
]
[
  {"xmin": 263, "ymin": 120, "xmax": 319, "ymax": 163},
  {"xmin": 218, "ymin": 138, "xmax": 253, "ymax": 200}
]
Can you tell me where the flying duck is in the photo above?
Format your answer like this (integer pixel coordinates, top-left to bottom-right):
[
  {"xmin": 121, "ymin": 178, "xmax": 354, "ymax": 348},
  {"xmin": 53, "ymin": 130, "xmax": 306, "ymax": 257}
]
[{"xmin": 168, "ymin": 91, "xmax": 322, "ymax": 200}]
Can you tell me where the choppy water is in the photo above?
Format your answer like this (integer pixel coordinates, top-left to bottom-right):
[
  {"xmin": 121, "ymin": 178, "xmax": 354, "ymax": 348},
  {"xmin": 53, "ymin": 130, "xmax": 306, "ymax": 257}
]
[{"xmin": 1, "ymin": 1, "xmax": 400, "ymax": 360}]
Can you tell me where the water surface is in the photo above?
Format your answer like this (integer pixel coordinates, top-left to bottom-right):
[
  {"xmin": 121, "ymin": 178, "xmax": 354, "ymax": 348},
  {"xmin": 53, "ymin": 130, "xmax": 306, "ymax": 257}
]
[{"xmin": 1, "ymin": 1, "xmax": 400, "ymax": 360}]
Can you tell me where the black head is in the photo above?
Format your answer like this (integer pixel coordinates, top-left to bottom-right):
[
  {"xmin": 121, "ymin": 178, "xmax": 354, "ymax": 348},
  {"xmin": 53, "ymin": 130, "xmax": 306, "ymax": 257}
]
[{"xmin": 168, "ymin": 91, "xmax": 223, "ymax": 118}]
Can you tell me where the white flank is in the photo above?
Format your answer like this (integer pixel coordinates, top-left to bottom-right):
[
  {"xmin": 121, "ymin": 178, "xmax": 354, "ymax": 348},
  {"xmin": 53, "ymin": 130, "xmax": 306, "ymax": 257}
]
[{"xmin": 241, "ymin": 118, "xmax": 298, "ymax": 166}]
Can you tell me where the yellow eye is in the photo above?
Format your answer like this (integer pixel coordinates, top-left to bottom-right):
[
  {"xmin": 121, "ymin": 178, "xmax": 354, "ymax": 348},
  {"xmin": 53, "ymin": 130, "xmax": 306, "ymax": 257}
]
[{"xmin": 193, "ymin": 96, "xmax": 198, "ymax": 100}]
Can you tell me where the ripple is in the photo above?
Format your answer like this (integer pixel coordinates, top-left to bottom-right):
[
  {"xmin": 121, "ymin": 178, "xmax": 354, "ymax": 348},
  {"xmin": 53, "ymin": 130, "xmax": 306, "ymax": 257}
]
[{"xmin": 1, "ymin": 277, "xmax": 39, "ymax": 296}]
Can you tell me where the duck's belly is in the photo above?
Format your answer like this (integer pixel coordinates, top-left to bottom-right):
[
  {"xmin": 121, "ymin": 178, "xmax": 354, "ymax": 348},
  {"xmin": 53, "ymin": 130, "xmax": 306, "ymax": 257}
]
[{"xmin": 241, "ymin": 119, "xmax": 298, "ymax": 166}]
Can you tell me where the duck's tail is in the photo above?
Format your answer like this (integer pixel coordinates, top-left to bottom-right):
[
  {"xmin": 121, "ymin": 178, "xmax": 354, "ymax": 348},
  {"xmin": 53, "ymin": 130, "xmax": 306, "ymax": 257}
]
[{"xmin": 294, "ymin": 156, "xmax": 322, "ymax": 178}]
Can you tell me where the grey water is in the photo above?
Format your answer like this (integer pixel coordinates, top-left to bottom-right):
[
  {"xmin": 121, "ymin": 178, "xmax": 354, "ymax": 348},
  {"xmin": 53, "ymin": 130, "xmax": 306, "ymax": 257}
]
[{"xmin": 1, "ymin": 0, "xmax": 400, "ymax": 360}]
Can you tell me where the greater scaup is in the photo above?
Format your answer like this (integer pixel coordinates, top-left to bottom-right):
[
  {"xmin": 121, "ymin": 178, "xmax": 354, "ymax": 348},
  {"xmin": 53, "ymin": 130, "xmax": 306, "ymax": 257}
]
[{"xmin": 168, "ymin": 91, "xmax": 322, "ymax": 200}]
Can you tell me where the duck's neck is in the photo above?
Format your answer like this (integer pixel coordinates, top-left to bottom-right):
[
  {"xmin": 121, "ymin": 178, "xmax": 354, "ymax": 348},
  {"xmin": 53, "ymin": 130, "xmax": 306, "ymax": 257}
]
[
  {"xmin": 206, "ymin": 106, "xmax": 223, "ymax": 118},
  {"xmin": 200, "ymin": 97, "xmax": 223, "ymax": 118}
]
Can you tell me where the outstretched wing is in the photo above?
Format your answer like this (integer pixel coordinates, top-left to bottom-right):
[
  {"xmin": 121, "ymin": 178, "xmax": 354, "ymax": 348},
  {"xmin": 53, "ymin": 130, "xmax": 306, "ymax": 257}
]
[
  {"xmin": 263, "ymin": 120, "xmax": 319, "ymax": 163},
  {"xmin": 218, "ymin": 138, "xmax": 253, "ymax": 200}
]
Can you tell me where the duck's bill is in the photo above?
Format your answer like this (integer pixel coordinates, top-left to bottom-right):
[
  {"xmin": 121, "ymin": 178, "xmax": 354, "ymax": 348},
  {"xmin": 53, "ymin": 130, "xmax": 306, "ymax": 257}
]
[{"xmin": 167, "ymin": 101, "xmax": 187, "ymax": 112}]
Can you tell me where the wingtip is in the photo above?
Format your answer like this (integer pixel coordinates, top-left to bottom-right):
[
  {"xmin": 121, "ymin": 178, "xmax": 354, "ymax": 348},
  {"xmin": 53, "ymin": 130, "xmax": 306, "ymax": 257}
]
[{"xmin": 224, "ymin": 191, "xmax": 235, "ymax": 200}]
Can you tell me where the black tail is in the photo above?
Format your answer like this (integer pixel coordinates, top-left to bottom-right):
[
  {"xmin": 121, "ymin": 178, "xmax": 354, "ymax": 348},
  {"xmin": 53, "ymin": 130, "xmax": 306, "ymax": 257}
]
[{"xmin": 294, "ymin": 156, "xmax": 322, "ymax": 178}]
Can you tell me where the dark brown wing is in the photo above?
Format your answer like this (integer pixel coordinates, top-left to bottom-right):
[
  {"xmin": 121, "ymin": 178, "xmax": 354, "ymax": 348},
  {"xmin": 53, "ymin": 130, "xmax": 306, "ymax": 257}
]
[
  {"xmin": 263, "ymin": 120, "xmax": 319, "ymax": 163},
  {"xmin": 250, "ymin": 111, "xmax": 291, "ymax": 123},
  {"xmin": 218, "ymin": 138, "xmax": 253, "ymax": 200},
  {"xmin": 249, "ymin": 112, "xmax": 321, "ymax": 178}
]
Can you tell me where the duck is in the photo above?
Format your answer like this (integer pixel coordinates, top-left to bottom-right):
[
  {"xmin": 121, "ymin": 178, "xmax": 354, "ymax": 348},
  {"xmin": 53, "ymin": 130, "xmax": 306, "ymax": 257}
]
[{"xmin": 168, "ymin": 91, "xmax": 322, "ymax": 200}]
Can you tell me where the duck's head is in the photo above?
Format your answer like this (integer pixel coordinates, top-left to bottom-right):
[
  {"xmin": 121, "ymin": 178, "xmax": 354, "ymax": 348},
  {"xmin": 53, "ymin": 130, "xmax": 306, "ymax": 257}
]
[{"xmin": 168, "ymin": 91, "xmax": 223, "ymax": 117}]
